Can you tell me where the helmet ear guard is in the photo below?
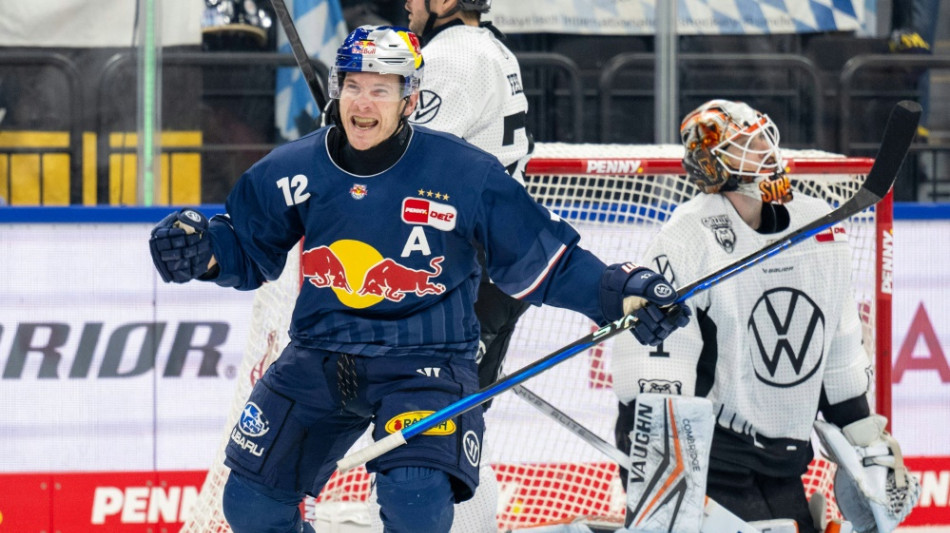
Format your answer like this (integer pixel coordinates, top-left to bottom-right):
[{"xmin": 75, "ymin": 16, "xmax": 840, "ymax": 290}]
[{"xmin": 682, "ymin": 140, "xmax": 739, "ymax": 194}]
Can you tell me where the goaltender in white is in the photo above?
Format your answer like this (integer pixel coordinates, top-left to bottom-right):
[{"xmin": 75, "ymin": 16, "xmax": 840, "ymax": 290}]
[{"xmin": 610, "ymin": 99, "xmax": 919, "ymax": 533}]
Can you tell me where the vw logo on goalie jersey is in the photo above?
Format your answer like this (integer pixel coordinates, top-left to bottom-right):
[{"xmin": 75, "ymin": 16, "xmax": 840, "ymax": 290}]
[
  {"xmin": 238, "ymin": 401, "xmax": 270, "ymax": 437},
  {"xmin": 652, "ymin": 255, "xmax": 676, "ymax": 285},
  {"xmin": 410, "ymin": 90, "xmax": 442, "ymax": 124},
  {"xmin": 747, "ymin": 288, "xmax": 825, "ymax": 387}
]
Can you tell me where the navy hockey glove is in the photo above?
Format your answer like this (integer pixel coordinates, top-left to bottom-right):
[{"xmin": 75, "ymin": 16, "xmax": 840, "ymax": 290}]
[
  {"xmin": 600, "ymin": 262, "xmax": 691, "ymax": 346},
  {"xmin": 149, "ymin": 208, "xmax": 213, "ymax": 283},
  {"xmin": 630, "ymin": 303, "xmax": 691, "ymax": 346}
]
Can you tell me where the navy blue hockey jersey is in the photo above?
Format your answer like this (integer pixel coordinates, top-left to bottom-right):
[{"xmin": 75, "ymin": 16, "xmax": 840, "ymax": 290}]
[{"xmin": 207, "ymin": 125, "xmax": 609, "ymax": 358}]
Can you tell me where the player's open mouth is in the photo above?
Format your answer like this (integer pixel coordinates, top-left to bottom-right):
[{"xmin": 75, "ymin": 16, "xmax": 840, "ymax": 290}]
[{"xmin": 352, "ymin": 117, "xmax": 378, "ymax": 130}]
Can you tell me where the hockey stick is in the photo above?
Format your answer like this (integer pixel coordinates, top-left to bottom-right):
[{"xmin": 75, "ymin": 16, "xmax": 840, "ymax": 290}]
[
  {"xmin": 512, "ymin": 384, "xmax": 633, "ymax": 470},
  {"xmin": 269, "ymin": 0, "xmax": 329, "ymax": 110},
  {"xmin": 337, "ymin": 100, "xmax": 921, "ymax": 473}
]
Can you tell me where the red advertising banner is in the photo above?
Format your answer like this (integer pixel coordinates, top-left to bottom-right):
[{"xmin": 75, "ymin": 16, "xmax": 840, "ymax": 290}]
[
  {"xmin": 2, "ymin": 460, "xmax": 949, "ymax": 531},
  {"xmin": 905, "ymin": 456, "xmax": 950, "ymax": 527},
  {"xmin": 0, "ymin": 471, "xmax": 205, "ymax": 530}
]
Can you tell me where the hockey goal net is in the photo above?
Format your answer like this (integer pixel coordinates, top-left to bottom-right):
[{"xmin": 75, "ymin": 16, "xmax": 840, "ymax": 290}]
[{"xmin": 182, "ymin": 144, "xmax": 890, "ymax": 532}]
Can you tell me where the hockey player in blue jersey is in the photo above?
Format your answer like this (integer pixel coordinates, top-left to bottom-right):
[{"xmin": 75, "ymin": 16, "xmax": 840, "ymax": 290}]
[{"xmin": 149, "ymin": 26, "xmax": 689, "ymax": 533}]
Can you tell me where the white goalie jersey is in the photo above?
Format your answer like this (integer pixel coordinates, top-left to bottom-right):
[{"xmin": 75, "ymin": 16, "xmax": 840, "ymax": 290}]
[
  {"xmin": 409, "ymin": 23, "xmax": 529, "ymax": 170},
  {"xmin": 612, "ymin": 193, "xmax": 873, "ymax": 473}
]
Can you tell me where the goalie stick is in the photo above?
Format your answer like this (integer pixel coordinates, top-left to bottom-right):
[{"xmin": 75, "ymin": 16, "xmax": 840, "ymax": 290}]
[
  {"xmin": 337, "ymin": 100, "xmax": 921, "ymax": 473},
  {"xmin": 269, "ymin": 0, "xmax": 329, "ymax": 111}
]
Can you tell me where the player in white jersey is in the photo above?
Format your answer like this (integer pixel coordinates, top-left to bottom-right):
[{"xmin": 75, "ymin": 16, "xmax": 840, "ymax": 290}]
[
  {"xmin": 611, "ymin": 100, "xmax": 913, "ymax": 532},
  {"xmin": 405, "ymin": 0, "xmax": 533, "ymax": 402},
  {"xmin": 406, "ymin": 0, "xmax": 530, "ymax": 174}
]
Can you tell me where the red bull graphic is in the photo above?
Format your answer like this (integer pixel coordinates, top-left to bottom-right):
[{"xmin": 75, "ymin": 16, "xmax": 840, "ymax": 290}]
[
  {"xmin": 358, "ymin": 256, "xmax": 446, "ymax": 302},
  {"xmin": 302, "ymin": 246, "xmax": 352, "ymax": 291},
  {"xmin": 301, "ymin": 242, "xmax": 446, "ymax": 307}
]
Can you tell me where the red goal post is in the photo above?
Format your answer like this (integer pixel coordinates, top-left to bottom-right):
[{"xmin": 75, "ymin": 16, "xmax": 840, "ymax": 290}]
[{"xmin": 181, "ymin": 144, "xmax": 891, "ymax": 532}]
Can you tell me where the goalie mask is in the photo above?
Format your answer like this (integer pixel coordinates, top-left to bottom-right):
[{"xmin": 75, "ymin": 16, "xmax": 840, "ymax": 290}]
[
  {"xmin": 680, "ymin": 99, "xmax": 793, "ymax": 204},
  {"xmin": 328, "ymin": 25, "xmax": 424, "ymax": 101}
]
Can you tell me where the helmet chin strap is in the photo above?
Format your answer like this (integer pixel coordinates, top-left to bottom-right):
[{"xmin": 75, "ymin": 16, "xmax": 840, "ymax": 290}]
[
  {"xmin": 421, "ymin": 0, "xmax": 462, "ymax": 39},
  {"xmin": 391, "ymin": 97, "xmax": 413, "ymax": 140}
]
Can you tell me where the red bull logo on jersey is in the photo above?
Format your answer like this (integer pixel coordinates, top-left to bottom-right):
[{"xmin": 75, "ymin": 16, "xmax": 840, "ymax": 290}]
[
  {"xmin": 358, "ymin": 256, "xmax": 445, "ymax": 302},
  {"xmin": 302, "ymin": 246, "xmax": 353, "ymax": 291},
  {"xmin": 385, "ymin": 410, "xmax": 456, "ymax": 435},
  {"xmin": 301, "ymin": 241, "xmax": 446, "ymax": 307},
  {"xmin": 402, "ymin": 198, "xmax": 457, "ymax": 231}
]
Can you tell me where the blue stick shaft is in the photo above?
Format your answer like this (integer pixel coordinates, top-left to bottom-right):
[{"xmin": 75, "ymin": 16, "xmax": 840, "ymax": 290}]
[{"xmin": 337, "ymin": 101, "xmax": 918, "ymax": 473}]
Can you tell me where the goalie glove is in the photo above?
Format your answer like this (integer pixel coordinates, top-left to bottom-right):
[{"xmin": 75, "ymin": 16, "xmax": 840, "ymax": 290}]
[
  {"xmin": 601, "ymin": 262, "xmax": 691, "ymax": 346},
  {"xmin": 149, "ymin": 208, "xmax": 215, "ymax": 283},
  {"xmin": 814, "ymin": 416, "xmax": 920, "ymax": 533}
]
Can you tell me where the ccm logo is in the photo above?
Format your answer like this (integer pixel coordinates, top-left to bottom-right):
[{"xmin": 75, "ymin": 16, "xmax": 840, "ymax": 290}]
[{"xmin": 402, "ymin": 198, "xmax": 457, "ymax": 231}]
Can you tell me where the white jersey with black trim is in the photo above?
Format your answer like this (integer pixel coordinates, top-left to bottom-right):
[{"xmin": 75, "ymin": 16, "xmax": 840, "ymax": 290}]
[
  {"xmin": 612, "ymin": 193, "xmax": 872, "ymax": 446},
  {"xmin": 409, "ymin": 23, "xmax": 529, "ymax": 169}
]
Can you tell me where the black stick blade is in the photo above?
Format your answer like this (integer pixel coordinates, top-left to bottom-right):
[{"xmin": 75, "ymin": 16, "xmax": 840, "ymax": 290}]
[{"xmin": 863, "ymin": 100, "xmax": 922, "ymax": 199}]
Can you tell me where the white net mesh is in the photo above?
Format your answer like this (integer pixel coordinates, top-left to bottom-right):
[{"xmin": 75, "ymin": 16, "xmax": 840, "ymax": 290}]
[{"xmin": 181, "ymin": 144, "xmax": 886, "ymax": 531}]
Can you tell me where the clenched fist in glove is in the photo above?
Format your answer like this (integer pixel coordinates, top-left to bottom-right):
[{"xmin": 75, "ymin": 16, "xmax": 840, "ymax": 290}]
[
  {"xmin": 149, "ymin": 208, "xmax": 215, "ymax": 283},
  {"xmin": 600, "ymin": 262, "xmax": 691, "ymax": 346}
]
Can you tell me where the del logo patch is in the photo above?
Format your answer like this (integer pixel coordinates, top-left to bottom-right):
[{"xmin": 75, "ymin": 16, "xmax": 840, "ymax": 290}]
[
  {"xmin": 385, "ymin": 411, "xmax": 457, "ymax": 435},
  {"xmin": 815, "ymin": 225, "xmax": 848, "ymax": 243},
  {"xmin": 402, "ymin": 198, "xmax": 457, "ymax": 231}
]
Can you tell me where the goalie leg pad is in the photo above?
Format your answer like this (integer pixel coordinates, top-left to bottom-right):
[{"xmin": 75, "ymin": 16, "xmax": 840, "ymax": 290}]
[{"xmin": 624, "ymin": 393, "xmax": 714, "ymax": 533}]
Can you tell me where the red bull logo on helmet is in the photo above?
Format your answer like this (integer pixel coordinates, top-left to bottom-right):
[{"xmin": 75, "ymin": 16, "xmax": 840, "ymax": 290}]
[
  {"xmin": 402, "ymin": 198, "xmax": 457, "ymax": 231},
  {"xmin": 351, "ymin": 41, "xmax": 376, "ymax": 55}
]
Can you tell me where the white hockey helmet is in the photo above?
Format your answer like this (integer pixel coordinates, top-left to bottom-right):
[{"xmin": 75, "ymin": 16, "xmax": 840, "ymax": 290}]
[
  {"xmin": 328, "ymin": 25, "xmax": 424, "ymax": 100},
  {"xmin": 680, "ymin": 99, "xmax": 792, "ymax": 203}
]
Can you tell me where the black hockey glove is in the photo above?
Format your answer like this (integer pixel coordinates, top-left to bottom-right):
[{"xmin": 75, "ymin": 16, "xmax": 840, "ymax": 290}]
[
  {"xmin": 149, "ymin": 208, "xmax": 214, "ymax": 283},
  {"xmin": 600, "ymin": 262, "xmax": 691, "ymax": 346}
]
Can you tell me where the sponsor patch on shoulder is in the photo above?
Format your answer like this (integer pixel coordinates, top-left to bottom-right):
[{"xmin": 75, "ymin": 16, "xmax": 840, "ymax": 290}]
[
  {"xmin": 402, "ymin": 198, "xmax": 457, "ymax": 231},
  {"xmin": 384, "ymin": 410, "xmax": 456, "ymax": 435},
  {"xmin": 814, "ymin": 225, "xmax": 848, "ymax": 243}
]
